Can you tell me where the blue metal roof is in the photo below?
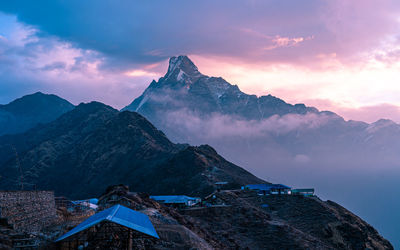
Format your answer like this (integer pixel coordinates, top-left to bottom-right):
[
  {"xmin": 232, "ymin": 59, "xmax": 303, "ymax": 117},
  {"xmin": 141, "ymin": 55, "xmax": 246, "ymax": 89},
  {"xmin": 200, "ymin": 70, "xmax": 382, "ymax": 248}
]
[
  {"xmin": 245, "ymin": 184, "xmax": 271, "ymax": 191},
  {"xmin": 89, "ymin": 198, "xmax": 99, "ymax": 204},
  {"xmin": 272, "ymin": 184, "xmax": 291, "ymax": 189},
  {"xmin": 150, "ymin": 195, "xmax": 200, "ymax": 203},
  {"xmin": 71, "ymin": 198, "xmax": 98, "ymax": 206},
  {"xmin": 55, "ymin": 204, "xmax": 159, "ymax": 242},
  {"xmin": 245, "ymin": 184, "xmax": 291, "ymax": 191}
]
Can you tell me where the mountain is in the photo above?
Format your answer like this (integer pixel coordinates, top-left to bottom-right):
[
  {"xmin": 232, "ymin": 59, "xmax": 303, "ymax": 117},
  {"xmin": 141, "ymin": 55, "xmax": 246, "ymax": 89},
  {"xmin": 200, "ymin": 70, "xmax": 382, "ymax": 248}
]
[
  {"xmin": 124, "ymin": 55, "xmax": 319, "ymax": 121},
  {"xmin": 0, "ymin": 94, "xmax": 392, "ymax": 248},
  {"xmin": 0, "ymin": 102, "xmax": 264, "ymax": 198},
  {"xmin": 123, "ymin": 55, "xmax": 400, "ymax": 170},
  {"xmin": 123, "ymin": 55, "xmax": 400, "ymax": 246},
  {"xmin": 0, "ymin": 92, "xmax": 75, "ymax": 136}
]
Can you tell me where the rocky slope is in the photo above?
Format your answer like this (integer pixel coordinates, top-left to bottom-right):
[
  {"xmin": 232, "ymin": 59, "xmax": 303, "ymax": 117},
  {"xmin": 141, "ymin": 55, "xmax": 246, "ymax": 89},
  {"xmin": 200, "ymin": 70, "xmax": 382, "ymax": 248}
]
[
  {"xmin": 182, "ymin": 191, "xmax": 393, "ymax": 249},
  {"xmin": 0, "ymin": 92, "xmax": 75, "ymax": 136},
  {"xmin": 0, "ymin": 102, "xmax": 264, "ymax": 198}
]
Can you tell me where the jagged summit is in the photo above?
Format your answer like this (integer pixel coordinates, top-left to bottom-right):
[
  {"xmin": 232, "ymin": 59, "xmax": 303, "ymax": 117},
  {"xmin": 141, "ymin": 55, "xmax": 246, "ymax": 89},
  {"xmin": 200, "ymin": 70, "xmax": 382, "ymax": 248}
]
[
  {"xmin": 164, "ymin": 55, "xmax": 203, "ymax": 83},
  {"xmin": 124, "ymin": 55, "xmax": 319, "ymax": 120},
  {"xmin": 167, "ymin": 55, "xmax": 200, "ymax": 75}
]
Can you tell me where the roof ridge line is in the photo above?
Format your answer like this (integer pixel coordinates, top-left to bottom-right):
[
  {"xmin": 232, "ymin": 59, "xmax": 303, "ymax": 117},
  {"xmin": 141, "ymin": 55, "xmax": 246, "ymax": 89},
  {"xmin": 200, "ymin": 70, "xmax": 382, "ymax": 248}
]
[{"xmin": 107, "ymin": 204, "xmax": 120, "ymax": 220}]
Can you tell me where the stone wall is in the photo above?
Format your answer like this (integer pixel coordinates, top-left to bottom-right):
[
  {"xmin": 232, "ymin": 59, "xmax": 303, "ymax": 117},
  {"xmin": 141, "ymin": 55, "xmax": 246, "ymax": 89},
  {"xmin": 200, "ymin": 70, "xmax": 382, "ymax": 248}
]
[{"xmin": 0, "ymin": 191, "xmax": 56, "ymax": 233}]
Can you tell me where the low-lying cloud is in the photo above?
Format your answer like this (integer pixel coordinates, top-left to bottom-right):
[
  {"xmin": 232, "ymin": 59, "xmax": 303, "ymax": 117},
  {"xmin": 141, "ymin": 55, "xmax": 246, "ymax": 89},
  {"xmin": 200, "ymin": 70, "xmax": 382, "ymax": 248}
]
[
  {"xmin": 164, "ymin": 109, "xmax": 334, "ymax": 139},
  {"xmin": 147, "ymin": 108, "xmax": 400, "ymax": 246}
]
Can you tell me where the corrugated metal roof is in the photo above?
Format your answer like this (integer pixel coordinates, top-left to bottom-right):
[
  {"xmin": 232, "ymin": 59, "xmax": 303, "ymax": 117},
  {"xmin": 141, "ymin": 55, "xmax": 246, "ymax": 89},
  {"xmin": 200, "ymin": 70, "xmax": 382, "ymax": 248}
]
[
  {"xmin": 55, "ymin": 204, "xmax": 159, "ymax": 242},
  {"xmin": 150, "ymin": 195, "xmax": 200, "ymax": 204}
]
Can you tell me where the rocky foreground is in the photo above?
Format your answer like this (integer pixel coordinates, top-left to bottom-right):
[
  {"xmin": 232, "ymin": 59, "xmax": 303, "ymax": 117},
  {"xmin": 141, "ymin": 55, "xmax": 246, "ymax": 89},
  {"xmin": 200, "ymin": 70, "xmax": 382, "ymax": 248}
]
[{"xmin": 42, "ymin": 185, "xmax": 392, "ymax": 250}]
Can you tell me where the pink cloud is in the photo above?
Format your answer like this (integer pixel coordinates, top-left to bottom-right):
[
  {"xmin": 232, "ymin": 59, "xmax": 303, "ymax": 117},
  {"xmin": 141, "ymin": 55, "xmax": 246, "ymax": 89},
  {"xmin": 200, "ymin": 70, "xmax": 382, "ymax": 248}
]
[
  {"xmin": 2, "ymin": 1, "xmax": 400, "ymax": 123},
  {"xmin": 336, "ymin": 104, "xmax": 400, "ymax": 123},
  {"xmin": 2, "ymin": 1, "xmax": 400, "ymax": 69},
  {"xmin": 263, "ymin": 35, "xmax": 314, "ymax": 50},
  {"xmin": 302, "ymin": 99, "xmax": 400, "ymax": 123}
]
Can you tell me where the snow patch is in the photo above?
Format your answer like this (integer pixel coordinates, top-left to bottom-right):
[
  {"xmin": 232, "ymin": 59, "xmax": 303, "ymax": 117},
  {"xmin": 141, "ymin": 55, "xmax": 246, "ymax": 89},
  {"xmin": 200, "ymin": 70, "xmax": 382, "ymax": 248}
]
[
  {"xmin": 168, "ymin": 57, "xmax": 180, "ymax": 73},
  {"xmin": 177, "ymin": 69, "xmax": 185, "ymax": 81}
]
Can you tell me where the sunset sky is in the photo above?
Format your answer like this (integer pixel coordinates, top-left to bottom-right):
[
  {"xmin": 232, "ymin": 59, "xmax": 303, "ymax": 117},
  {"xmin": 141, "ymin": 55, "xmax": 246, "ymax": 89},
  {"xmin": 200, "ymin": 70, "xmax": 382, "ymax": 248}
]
[{"xmin": 1, "ymin": 1, "xmax": 400, "ymax": 122}]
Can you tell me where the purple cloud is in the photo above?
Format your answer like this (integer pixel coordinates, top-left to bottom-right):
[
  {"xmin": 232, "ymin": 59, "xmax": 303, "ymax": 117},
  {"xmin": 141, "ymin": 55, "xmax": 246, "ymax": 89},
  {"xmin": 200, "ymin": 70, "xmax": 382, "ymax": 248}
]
[
  {"xmin": 0, "ymin": 13, "xmax": 153, "ymax": 107},
  {"xmin": 0, "ymin": 0, "xmax": 399, "ymax": 69}
]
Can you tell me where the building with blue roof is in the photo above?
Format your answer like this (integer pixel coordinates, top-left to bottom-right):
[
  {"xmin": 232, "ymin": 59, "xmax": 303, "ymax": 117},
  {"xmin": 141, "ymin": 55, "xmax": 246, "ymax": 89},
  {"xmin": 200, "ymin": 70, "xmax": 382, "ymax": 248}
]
[
  {"xmin": 56, "ymin": 204, "xmax": 159, "ymax": 249},
  {"xmin": 243, "ymin": 183, "xmax": 292, "ymax": 195},
  {"xmin": 150, "ymin": 195, "xmax": 201, "ymax": 208},
  {"xmin": 71, "ymin": 199, "xmax": 98, "ymax": 210},
  {"xmin": 291, "ymin": 188, "xmax": 315, "ymax": 197}
]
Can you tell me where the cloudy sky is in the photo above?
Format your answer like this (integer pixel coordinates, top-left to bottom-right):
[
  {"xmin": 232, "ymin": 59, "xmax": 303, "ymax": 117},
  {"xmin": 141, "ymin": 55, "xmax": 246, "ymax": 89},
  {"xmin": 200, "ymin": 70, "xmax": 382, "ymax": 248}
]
[{"xmin": 1, "ymin": 0, "xmax": 400, "ymax": 122}]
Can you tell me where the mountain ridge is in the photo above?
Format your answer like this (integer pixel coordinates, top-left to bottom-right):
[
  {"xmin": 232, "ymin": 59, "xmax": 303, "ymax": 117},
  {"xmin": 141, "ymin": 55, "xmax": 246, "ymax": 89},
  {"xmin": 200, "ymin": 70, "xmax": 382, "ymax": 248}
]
[
  {"xmin": 123, "ymin": 55, "xmax": 323, "ymax": 120},
  {"xmin": 0, "ymin": 101, "xmax": 265, "ymax": 198},
  {"xmin": 0, "ymin": 92, "xmax": 75, "ymax": 136}
]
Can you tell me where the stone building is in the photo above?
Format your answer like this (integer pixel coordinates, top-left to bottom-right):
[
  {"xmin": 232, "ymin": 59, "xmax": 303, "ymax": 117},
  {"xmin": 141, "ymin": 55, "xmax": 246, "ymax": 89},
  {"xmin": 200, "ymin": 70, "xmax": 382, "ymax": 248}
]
[{"xmin": 0, "ymin": 191, "xmax": 56, "ymax": 233}]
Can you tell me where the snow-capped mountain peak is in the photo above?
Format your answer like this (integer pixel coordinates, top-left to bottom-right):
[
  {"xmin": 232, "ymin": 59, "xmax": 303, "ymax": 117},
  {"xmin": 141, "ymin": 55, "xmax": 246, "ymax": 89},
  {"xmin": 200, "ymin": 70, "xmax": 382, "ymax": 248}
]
[
  {"xmin": 165, "ymin": 55, "xmax": 203, "ymax": 83},
  {"xmin": 124, "ymin": 55, "xmax": 319, "ymax": 119}
]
